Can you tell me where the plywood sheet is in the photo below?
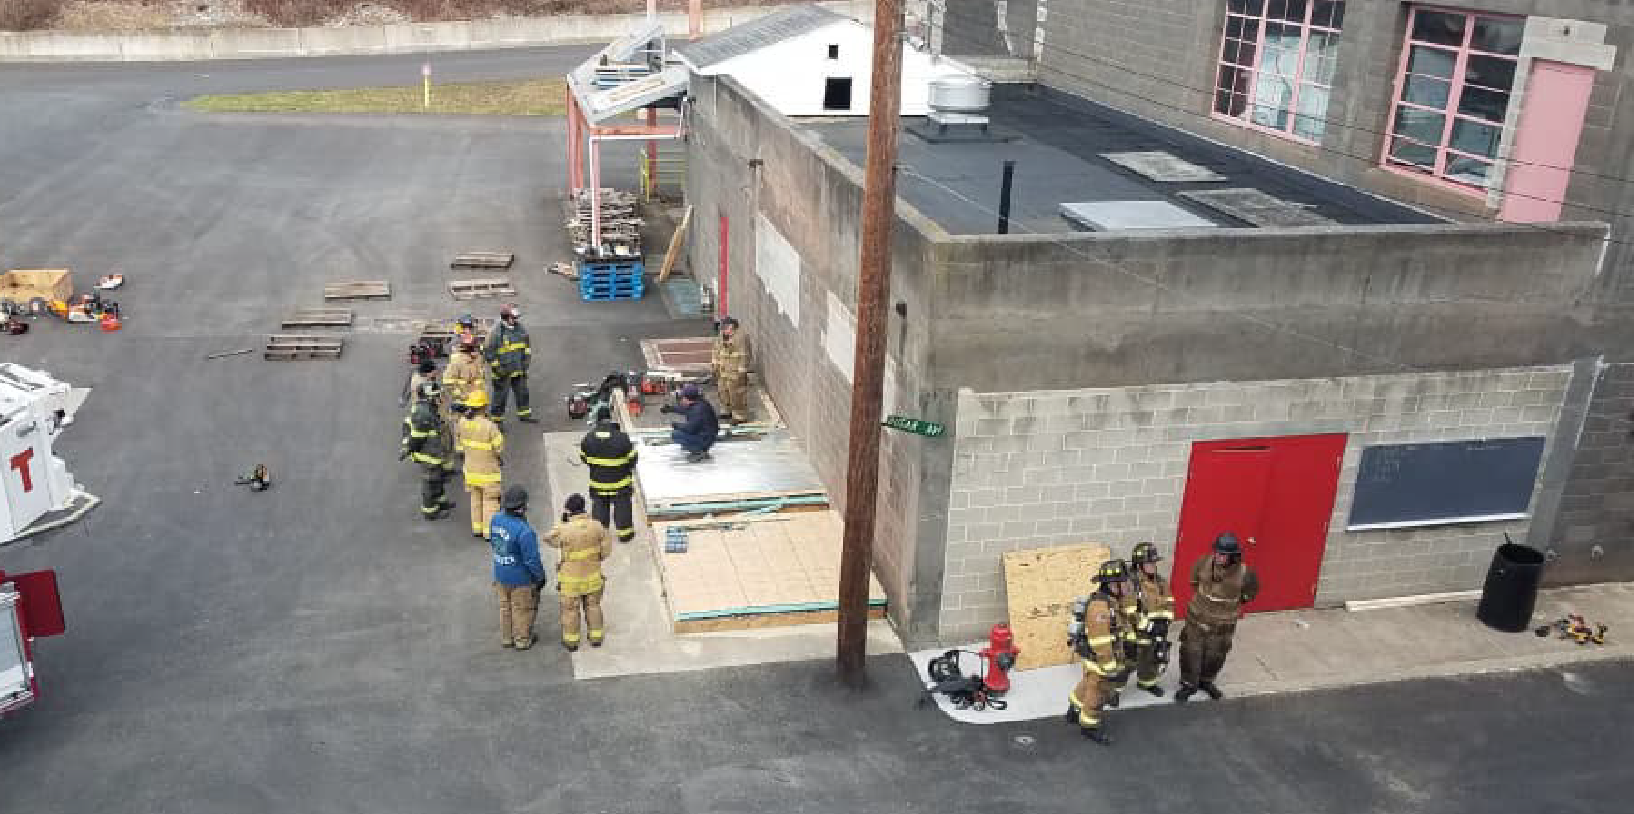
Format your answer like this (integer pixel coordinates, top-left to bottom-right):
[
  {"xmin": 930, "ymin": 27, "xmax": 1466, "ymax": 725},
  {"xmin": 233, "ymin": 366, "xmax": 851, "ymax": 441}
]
[
  {"xmin": 654, "ymin": 509, "xmax": 886, "ymax": 632},
  {"xmin": 1002, "ymin": 543, "xmax": 1112, "ymax": 671}
]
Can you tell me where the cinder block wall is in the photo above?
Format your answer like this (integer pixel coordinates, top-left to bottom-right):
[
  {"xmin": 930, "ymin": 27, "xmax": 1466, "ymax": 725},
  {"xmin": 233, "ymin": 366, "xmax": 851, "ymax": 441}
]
[
  {"xmin": 938, "ymin": 366, "xmax": 1573, "ymax": 643},
  {"xmin": 684, "ymin": 75, "xmax": 955, "ymax": 639}
]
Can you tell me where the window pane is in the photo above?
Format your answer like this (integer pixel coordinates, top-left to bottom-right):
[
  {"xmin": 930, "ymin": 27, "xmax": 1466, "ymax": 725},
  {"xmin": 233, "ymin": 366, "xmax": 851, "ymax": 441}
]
[
  {"xmin": 1412, "ymin": 10, "xmax": 1466, "ymax": 47},
  {"xmin": 1312, "ymin": 0, "xmax": 1344, "ymax": 29},
  {"xmin": 1261, "ymin": 43, "xmax": 1299, "ymax": 77},
  {"xmin": 1293, "ymin": 83, "xmax": 1329, "ymax": 139},
  {"xmin": 1216, "ymin": 89, "xmax": 1248, "ymax": 117},
  {"xmin": 1264, "ymin": 22, "xmax": 1301, "ymax": 49},
  {"xmin": 1307, "ymin": 29, "xmax": 1340, "ymax": 60},
  {"xmin": 1267, "ymin": 0, "xmax": 1286, "ymax": 20},
  {"xmin": 1472, "ymin": 17, "xmax": 1522, "ymax": 55},
  {"xmin": 1278, "ymin": 0, "xmax": 1308, "ymax": 22},
  {"xmin": 1393, "ymin": 107, "xmax": 1445, "ymax": 143},
  {"xmin": 1303, "ymin": 52, "xmax": 1338, "ymax": 86},
  {"xmin": 1226, "ymin": 15, "xmax": 1250, "ymax": 41},
  {"xmin": 1450, "ymin": 119, "xmax": 1502, "ymax": 159},
  {"xmin": 1389, "ymin": 137, "xmax": 1438, "ymax": 170},
  {"xmin": 1458, "ymin": 85, "xmax": 1510, "ymax": 122},
  {"xmin": 1466, "ymin": 55, "xmax": 1517, "ymax": 92},
  {"xmin": 1407, "ymin": 45, "xmax": 1455, "ymax": 79},
  {"xmin": 1404, "ymin": 75, "xmax": 1450, "ymax": 109},
  {"xmin": 1445, "ymin": 155, "xmax": 1493, "ymax": 186},
  {"xmin": 1228, "ymin": 0, "xmax": 1265, "ymax": 15},
  {"xmin": 1250, "ymin": 72, "xmax": 1295, "ymax": 129}
]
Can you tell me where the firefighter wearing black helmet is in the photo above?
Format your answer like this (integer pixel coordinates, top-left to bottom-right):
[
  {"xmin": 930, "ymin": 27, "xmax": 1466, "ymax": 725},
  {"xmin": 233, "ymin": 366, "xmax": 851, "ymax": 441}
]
[
  {"xmin": 1129, "ymin": 542, "xmax": 1176, "ymax": 696},
  {"xmin": 1065, "ymin": 559, "xmax": 1133, "ymax": 745},
  {"xmin": 1176, "ymin": 533, "xmax": 1260, "ymax": 703}
]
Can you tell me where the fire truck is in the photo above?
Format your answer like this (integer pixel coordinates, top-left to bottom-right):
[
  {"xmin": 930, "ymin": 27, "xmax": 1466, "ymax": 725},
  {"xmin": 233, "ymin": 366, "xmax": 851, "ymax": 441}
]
[{"xmin": 0, "ymin": 363, "xmax": 85, "ymax": 714}]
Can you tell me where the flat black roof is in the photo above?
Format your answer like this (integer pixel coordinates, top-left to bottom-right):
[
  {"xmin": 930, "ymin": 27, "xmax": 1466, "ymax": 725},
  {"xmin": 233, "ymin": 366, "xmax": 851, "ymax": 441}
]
[{"xmin": 806, "ymin": 85, "xmax": 1443, "ymax": 236}]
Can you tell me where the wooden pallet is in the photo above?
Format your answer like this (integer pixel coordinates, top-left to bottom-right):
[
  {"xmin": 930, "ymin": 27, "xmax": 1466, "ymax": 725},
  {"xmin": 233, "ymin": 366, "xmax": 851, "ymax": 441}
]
[
  {"xmin": 264, "ymin": 334, "xmax": 344, "ymax": 360},
  {"xmin": 450, "ymin": 252, "xmax": 515, "ymax": 270},
  {"xmin": 280, "ymin": 308, "xmax": 354, "ymax": 329},
  {"xmin": 323, "ymin": 281, "xmax": 391, "ymax": 301},
  {"xmin": 449, "ymin": 278, "xmax": 517, "ymax": 301},
  {"xmin": 418, "ymin": 316, "xmax": 495, "ymax": 345}
]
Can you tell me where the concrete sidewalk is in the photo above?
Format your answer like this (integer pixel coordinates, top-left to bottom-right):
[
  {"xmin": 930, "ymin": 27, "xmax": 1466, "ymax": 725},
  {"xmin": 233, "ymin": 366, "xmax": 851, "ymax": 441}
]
[{"xmin": 915, "ymin": 581, "xmax": 1632, "ymax": 723}]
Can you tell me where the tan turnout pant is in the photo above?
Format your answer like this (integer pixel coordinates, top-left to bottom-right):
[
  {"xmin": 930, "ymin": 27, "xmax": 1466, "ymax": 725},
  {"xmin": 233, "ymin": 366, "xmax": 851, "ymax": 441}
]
[
  {"xmin": 467, "ymin": 480, "xmax": 502, "ymax": 536},
  {"xmin": 560, "ymin": 589, "xmax": 605, "ymax": 646},
  {"xmin": 494, "ymin": 582, "xmax": 538, "ymax": 647}
]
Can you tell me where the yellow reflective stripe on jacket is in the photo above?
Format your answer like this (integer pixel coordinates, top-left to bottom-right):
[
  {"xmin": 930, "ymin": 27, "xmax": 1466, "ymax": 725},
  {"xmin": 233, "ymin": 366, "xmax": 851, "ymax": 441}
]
[
  {"xmin": 1087, "ymin": 635, "xmax": 1116, "ymax": 647},
  {"xmin": 463, "ymin": 438, "xmax": 498, "ymax": 451},
  {"xmin": 410, "ymin": 453, "xmax": 443, "ymax": 464},
  {"xmin": 566, "ymin": 548, "xmax": 600, "ymax": 561},
  {"xmin": 582, "ymin": 452, "xmax": 636, "ymax": 466},
  {"xmin": 589, "ymin": 476, "xmax": 634, "ymax": 491},
  {"xmin": 499, "ymin": 341, "xmax": 529, "ymax": 353},
  {"xmin": 465, "ymin": 471, "xmax": 501, "ymax": 485}
]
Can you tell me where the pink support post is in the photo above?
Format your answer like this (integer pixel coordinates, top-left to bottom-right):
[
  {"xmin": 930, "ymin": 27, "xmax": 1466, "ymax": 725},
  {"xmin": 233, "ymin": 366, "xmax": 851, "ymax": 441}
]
[
  {"xmin": 589, "ymin": 136, "xmax": 602, "ymax": 253},
  {"xmin": 646, "ymin": 107, "xmax": 659, "ymax": 198}
]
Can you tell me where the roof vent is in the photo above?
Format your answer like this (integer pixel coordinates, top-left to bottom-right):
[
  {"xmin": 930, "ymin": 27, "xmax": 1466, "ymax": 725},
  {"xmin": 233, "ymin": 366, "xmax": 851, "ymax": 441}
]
[
  {"xmin": 1059, "ymin": 201, "xmax": 1219, "ymax": 231},
  {"xmin": 1178, "ymin": 188, "xmax": 1335, "ymax": 227}
]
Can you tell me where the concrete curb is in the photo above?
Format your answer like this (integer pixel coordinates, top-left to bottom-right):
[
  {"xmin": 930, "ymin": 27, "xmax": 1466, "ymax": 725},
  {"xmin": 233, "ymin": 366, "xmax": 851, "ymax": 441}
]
[
  {"xmin": 1228, "ymin": 645, "xmax": 1633, "ymax": 699},
  {"xmin": 0, "ymin": 2, "xmax": 873, "ymax": 63}
]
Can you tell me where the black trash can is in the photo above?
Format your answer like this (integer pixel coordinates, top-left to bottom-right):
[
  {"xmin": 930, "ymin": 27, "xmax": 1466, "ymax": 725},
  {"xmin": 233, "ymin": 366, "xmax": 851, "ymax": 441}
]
[{"xmin": 1475, "ymin": 542, "xmax": 1547, "ymax": 632}]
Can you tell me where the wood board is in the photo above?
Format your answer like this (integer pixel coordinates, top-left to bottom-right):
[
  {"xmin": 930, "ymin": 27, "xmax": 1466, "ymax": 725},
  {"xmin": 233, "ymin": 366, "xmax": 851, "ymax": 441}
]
[
  {"xmin": 653, "ymin": 509, "xmax": 886, "ymax": 633},
  {"xmin": 323, "ymin": 281, "xmax": 391, "ymax": 301},
  {"xmin": 264, "ymin": 334, "xmax": 344, "ymax": 360},
  {"xmin": 448, "ymin": 278, "xmax": 517, "ymax": 300},
  {"xmin": 1002, "ymin": 543, "xmax": 1113, "ymax": 671},
  {"xmin": 281, "ymin": 308, "xmax": 354, "ymax": 329},
  {"xmin": 450, "ymin": 252, "xmax": 515, "ymax": 270},
  {"xmin": 657, "ymin": 204, "xmax": 691, "ymax": 283}
]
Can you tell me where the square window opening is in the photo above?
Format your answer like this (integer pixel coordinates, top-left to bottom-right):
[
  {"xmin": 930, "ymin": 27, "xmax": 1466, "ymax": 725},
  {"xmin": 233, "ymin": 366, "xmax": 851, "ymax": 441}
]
[
  {"xmin": 827, "ymin": 44, "xmax": 839, "ymax": 60},
  {"xmin": 823, "ymin": 76, "xmax": 853, "ymax": 111}
]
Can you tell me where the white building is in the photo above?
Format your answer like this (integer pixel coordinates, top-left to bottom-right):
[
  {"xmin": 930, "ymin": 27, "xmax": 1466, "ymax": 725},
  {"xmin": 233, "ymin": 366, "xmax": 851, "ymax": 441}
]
[{"xmin": 674, "ymin": 4, "xmax": 969, "ymax": 117}]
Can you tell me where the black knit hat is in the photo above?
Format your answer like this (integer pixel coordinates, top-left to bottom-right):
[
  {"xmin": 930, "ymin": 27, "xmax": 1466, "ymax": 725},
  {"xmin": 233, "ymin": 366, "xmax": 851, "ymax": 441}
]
[
  {"xmin": 502, "ymin": 486, "xmax": 528, "ymax": 511},
  {"xmin": 564, "ymin": 493, "xmax": 586, "ymax": 514}
]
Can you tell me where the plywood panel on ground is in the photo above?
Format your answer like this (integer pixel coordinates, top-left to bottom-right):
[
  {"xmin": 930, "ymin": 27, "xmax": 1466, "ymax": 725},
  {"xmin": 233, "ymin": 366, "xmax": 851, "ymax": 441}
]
[
  {"xmin": 1002, "ymin": 543, "xmax": 1113, "ymax": 671},
  {"xmin": 655, "ymin": 510, "xmax": 886, "ymax": 632}
]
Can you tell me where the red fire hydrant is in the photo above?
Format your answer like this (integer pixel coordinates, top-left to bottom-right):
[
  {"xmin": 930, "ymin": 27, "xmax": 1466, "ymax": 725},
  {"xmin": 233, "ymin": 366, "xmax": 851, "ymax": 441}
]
[{"xmin": 980, "ymin": 623, "xmax": 1020, "ymax": 695}]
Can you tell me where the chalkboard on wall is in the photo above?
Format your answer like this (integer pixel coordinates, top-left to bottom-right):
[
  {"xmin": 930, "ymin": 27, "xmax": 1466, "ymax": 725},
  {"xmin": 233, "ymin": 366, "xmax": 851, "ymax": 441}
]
[{"xmin": 1347, "ymin": 437, "xmax": 1547, "ymax": 530}]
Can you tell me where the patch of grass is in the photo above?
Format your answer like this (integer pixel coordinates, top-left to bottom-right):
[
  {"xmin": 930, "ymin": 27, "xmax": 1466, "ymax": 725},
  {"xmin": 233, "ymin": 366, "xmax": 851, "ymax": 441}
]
[{"xmin": 182, "ymin": 77, "xmax": 567, "ymax": 116}]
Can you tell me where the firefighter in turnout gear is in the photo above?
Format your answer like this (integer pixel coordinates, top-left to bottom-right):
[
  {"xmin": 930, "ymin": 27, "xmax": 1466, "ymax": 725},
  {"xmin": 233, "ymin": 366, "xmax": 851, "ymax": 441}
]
[
  {"xmin": 1066, "ymin": 559, "xmax": 1133, "ymax": 744},
  {"xmin": 443, "ymin": 330, "xmax": 487, "ymax": 419},
  {"xmin": 711, "ymin": 316, "xmax": 752, "ymax": 424},
  {"xmin": 1176, "ymin": 533, "xmax": 1260, "ymax": 703},
  {"xmin": 546, "ymin": 493, "xmax": 612, "ymax": 651},
  {"xmin": 484, "ymin": 304, "xmax": 535, "ymax": 422},
  {"xmin": 457, "ymin": 389, "xmax": 504, "ymax": 539},
  {"xmin": 1130, "ymin": 542, "xmax": 1176, "ymax": 696},
  {"xmin": 402, "ymin": 380, "xmax": 455, "ymax": 520},
  {"xmin": 580, "ymin": 406, "xmax": 638, "ymax": 543}
]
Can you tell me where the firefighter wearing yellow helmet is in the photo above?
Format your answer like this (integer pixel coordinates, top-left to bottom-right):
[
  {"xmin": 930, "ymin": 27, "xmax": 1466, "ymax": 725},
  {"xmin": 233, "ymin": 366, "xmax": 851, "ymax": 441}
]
[
  {"xmin": 1065, "ymin": 559, "xmax": 1133, "ymax": 745},
  {"xmin": 456, "ymin": 388, "xmax": 505, "ymax": 539}
]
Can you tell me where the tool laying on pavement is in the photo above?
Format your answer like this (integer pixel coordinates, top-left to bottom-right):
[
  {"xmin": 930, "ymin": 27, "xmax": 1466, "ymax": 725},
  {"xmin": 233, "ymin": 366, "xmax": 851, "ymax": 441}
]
[
  {"xmin": 205, "ymin": 348, "xmax": 254, "ymax": 360},
  {"xmin": 1535, "ymin": 614, "xmax": 1608, "ymax": 645},
  {"xmin": 234, "ymin": 464, "xmax": 271, "ymax": 492},
  {"xmin": 918, "ymin": 649, "xmax": 1009, "ymax": 711},
  {"xmin": 664, "ymin": 527, "xmax": 688, "ymax": 553}
]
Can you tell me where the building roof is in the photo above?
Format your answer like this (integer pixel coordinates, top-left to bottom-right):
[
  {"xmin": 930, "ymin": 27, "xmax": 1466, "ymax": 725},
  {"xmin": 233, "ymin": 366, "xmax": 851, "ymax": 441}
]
[
  {"xmin": 675, "ymin": 5, "xmax": 845, "ymax": 71},
  {"xmin": 806, "ymin": 85, "xmax": 1442, "ymax": 235}
]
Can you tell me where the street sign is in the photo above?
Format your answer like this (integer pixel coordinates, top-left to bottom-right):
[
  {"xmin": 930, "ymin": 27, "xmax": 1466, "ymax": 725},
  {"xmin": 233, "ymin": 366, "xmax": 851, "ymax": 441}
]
[{"xmin": 882, "ymin": 415, "xmax": 945, "ymax": 437}]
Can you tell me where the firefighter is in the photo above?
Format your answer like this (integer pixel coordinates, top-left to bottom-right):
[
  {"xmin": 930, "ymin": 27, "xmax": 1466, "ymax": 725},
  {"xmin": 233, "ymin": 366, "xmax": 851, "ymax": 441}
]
[
  {"xmin": 546, "ymin": 493, "xmax": 612, "ymax": 651},
  {"xmin": 580, "ymin": 406, "xmax": 638, "ymax": 543},
  {"xmin": 457, "ymin": 389, "xmax": 504, "ymax": 539},
  {"xmin": 711, "ymin": 315, "xmax": 752, "ymax": 424},
  {"xmin": 400, "ymin": 358, "xmax": 438, "ymax": 409},
  {"xmin": 443, "ymin": 330, "xmax": 487, "ymax": 419},
  {"xmin": 1065, "ymin": 559, "xmax": 1132, "ymax": 744},
  {"xmin": 484, "ymin": 304, "xmax": 535, "ymax": 423},
  {"xmin": 401, "ymin": 380, "xmax": 455, "ymax": 521},
  {"xmin": 1129, "ymin": 541, "xmax": 1176, "ymax": 696},
  {"xmin": 1176, "ymin": 532, "xmax": 1260, "ymax": 703},
  {"xmin": 489, "ymin": 486, "xmax": 546, "ymax": 650}
]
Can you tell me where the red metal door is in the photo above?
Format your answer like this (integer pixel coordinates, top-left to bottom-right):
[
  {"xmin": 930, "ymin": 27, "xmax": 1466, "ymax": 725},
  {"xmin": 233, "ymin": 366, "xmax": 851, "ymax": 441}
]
[{"xmin": 1171, "ymin": 434, "xmax": 1346, "ymax": 614}]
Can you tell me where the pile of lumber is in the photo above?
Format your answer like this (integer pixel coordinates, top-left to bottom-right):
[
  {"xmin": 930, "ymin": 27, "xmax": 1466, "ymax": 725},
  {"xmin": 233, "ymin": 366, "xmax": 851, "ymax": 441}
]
[{"xmin": 566, "ymin": 188, "xmax": 643, "ymax": 260}]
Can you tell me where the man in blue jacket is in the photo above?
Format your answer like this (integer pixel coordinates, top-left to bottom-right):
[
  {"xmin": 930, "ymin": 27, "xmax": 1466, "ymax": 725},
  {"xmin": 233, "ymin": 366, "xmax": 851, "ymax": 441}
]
[
  {"xmin": 489, "ymin": 486, "xmax": 546, "ymax": 650},
  {"xmin": 662, "ymin": 384, "xmax": 719, "ymax": 463}
]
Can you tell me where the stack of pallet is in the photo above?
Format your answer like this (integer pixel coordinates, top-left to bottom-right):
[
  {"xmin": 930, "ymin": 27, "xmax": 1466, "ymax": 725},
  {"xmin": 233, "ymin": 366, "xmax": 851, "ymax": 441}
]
[
  {"xmin": 567, "ymin": 188, "xmax": 643, "ymax": 260},
  {"xmin": 579, "ymin": 259, "xmax": 645, "ymax": 302}
]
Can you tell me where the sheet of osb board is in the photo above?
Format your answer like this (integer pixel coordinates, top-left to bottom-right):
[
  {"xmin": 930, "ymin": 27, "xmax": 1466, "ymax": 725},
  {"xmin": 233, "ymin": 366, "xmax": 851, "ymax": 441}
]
[
  {"xmin": 654, "ymin": 510, "xmax": 883, "ymax": 627},
  {"xmin": 1002, "ymin": 543, "xmax": 1113, "ymax": 671}
]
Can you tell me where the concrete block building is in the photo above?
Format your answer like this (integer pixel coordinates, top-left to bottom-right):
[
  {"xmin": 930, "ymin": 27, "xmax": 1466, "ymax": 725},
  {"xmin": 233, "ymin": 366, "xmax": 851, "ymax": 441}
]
[{"xmin": 681, "ymin": 3, "xmax": 1628, "ymax": 647}]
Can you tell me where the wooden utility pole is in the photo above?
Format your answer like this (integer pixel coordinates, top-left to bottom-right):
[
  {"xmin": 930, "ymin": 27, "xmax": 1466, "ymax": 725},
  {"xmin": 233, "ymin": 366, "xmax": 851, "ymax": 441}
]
[{"xmin": 837, "ymin": 0, "xmax": 905, "ymax": 683}]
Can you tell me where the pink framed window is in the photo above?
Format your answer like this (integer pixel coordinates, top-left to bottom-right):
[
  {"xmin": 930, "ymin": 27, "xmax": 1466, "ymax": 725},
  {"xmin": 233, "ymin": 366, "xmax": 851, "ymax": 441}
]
[
  {"xmin": 1214, "ymin": 0, "xmax": 1347, "ymax": 143},
  {"xmin": 1384, "ymin": 7, "xmax": 1524, "ymax": 190}
]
